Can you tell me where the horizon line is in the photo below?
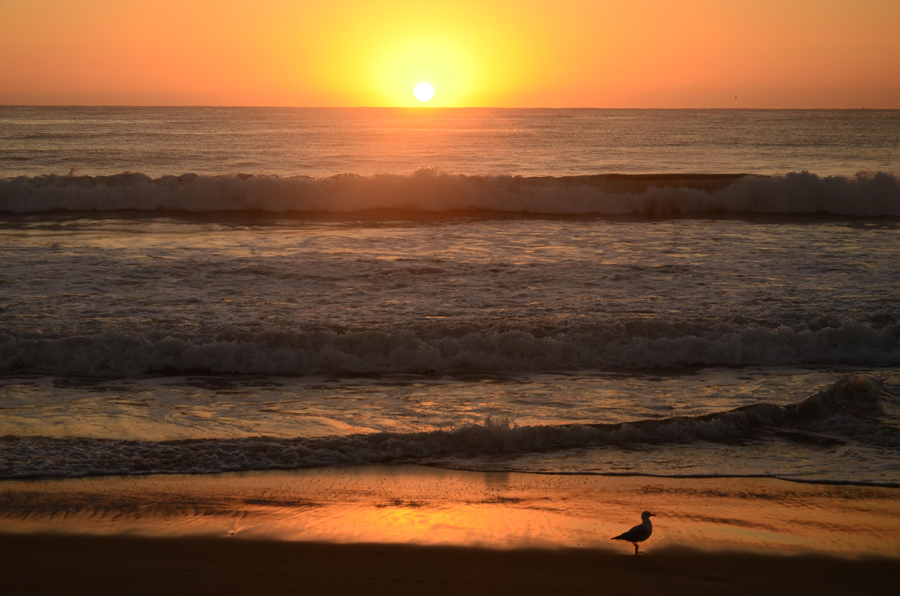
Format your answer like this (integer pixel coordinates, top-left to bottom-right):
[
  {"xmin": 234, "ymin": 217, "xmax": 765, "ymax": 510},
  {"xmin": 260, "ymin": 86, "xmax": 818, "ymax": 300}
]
[{"xmin": 1, "ymin": 104, "xmax": 896, "ymax": 111}]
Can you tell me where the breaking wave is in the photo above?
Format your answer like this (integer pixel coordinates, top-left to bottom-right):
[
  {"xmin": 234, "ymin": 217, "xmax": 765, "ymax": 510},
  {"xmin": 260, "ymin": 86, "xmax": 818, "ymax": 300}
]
[
  {"xmin": 2, "ymin": 170, "xmax": 899, "ymax": 216},
  {"xmin": 2, "ymin": 319, "xmax": 899, "ymax": 377},
  {"xmin": 0, "ymin": 376, "xmax": 893, "ymax": 479}
]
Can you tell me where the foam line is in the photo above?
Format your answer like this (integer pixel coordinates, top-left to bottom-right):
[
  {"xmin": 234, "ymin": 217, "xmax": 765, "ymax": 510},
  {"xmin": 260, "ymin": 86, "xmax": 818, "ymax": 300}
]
[{"xmin": 0, "ymin": 376, "xmax": 893, "ymax": 479}]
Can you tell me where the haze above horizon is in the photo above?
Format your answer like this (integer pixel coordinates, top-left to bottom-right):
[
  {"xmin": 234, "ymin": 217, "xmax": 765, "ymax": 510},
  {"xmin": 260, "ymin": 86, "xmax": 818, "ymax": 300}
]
[{"xmin": 1, "ymin": 0, "xmax": 898, "ymax": 109}]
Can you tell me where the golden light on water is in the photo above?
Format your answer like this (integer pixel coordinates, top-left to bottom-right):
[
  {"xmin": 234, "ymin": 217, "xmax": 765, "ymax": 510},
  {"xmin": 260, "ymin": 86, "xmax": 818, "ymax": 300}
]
[{"xmin": 413, "ymin": 82, "xmax": 434, "ymax": 102}]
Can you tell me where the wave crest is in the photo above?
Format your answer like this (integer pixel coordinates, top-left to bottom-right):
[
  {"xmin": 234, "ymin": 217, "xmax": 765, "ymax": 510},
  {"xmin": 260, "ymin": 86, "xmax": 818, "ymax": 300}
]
[
  {"xmin": 2, "ymin": 170, "xmax": 898, "ymax": 216},
  {"xmin": 0, "ymin": 376, "xmax": 891, "ymax": 479}
]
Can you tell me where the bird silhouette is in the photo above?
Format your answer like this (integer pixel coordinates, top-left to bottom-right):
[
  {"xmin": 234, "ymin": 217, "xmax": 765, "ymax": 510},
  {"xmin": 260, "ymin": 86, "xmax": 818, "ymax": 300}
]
[{"xmin": 612, "ymin": 511, "xmax": 655, "ymax": 555}]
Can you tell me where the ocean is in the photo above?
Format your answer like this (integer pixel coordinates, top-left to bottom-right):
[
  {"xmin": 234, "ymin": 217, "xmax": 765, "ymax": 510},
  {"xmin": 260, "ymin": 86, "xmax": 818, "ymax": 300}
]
[{"xmin": 1, "ymin": 106, "xmax": 899, "ymax": 486}]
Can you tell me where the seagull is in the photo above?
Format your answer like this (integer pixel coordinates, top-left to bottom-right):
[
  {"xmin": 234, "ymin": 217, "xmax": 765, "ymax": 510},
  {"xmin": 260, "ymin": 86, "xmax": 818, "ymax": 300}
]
[{"xmin": 612, "ymin": 511, "xmax": 655, "ymax": 555}]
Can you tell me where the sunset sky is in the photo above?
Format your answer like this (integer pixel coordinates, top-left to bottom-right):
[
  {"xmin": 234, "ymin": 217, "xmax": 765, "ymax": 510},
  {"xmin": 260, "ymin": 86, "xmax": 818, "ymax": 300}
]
[{"xmin": 1, "ymin": 0, "xmax": 898, "ymax": 108}]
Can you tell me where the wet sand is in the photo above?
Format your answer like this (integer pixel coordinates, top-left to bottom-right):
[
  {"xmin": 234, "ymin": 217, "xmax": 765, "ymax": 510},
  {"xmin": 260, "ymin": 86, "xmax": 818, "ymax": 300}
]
[
  {"xmin": 3, "ymin": 466, "xmax": 899, "ymax": 555},
  {"xmin": 1, "ymin": 466, "xmax": 899, "ymax": 594},
  {"xmin": 2, "ymin": 534, "xmax": 899, "ymax": 596}
]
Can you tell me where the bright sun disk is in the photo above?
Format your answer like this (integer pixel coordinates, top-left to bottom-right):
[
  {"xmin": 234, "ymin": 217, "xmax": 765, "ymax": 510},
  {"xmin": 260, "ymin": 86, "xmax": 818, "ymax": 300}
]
[{"xmin": 414, "ymin": 82, "xmax": 434, "ymax": 102}]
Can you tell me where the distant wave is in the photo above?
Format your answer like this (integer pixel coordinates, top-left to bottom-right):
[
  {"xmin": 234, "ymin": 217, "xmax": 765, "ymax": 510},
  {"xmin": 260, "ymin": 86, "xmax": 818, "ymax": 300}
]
[
  {"xmin": 1, "ymin": 318, "xmax": 899, "ymax": 377},
  {"xmin": 1, "ymin": 376, "xmax": 894, "ymax": 479},
  {"xmin": 1, "ymin": 170, "xmax": 899, "ymax": 216}
]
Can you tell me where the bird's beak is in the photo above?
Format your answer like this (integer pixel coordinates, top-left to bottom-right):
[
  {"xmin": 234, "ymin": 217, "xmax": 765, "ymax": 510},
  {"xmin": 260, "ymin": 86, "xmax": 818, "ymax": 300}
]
[{"xmin": 650, "ymin": 514, "xmax": 656, "ymax": 517}]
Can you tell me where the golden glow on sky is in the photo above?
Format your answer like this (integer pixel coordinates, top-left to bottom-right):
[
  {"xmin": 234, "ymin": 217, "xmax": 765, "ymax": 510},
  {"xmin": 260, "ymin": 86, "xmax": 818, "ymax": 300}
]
[{"xmin": 0, "ymin": 0, "xmax": 898, "ymax": 107}]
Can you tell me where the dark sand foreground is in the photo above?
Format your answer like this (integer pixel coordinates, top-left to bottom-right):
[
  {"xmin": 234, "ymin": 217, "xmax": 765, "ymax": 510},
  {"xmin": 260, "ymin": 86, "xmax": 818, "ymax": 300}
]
[{"xmin": 3, "ymin": 534, "xmax": 899, "ymax": 596}]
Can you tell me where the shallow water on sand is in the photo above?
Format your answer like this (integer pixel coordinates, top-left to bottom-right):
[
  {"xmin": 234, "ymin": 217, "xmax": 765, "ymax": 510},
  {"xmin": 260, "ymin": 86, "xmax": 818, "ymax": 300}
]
[{"xmin": 2, "ymin": 467, "xmax": 898, "ymax": 556}]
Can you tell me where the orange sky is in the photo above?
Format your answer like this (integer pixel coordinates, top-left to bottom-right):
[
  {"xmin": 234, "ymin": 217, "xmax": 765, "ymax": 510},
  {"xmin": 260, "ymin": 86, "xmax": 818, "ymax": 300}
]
[{"xmin": 1, "ymin": 0, "xmax": 898, "ymax": 108}]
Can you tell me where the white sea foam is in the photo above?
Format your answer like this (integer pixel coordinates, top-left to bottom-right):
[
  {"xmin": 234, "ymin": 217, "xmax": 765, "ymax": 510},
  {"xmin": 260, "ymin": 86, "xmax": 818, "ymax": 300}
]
[
  {"xmin": 1, "ymin": 170, "xmax": 898, "ymax": 216},
  {"xmin": 0, "ymin": 376, "xmax": 892, "ymax": 480},
  {"xmin": 1, "ymin": 321, "xmax": 898, "ymax": 377}
]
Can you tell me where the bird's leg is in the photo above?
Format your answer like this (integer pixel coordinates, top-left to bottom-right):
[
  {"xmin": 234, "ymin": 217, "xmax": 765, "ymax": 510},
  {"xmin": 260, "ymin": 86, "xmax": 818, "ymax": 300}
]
[{"xmin": 633, "ymin": 542, "xmax": 639, "ymax": 555}]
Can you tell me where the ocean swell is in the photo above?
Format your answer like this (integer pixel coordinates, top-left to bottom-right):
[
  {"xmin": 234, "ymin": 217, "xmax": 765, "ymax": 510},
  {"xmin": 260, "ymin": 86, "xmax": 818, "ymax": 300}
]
[{"xmin": 1, "ymin": 170, "xmax": 899, "ymax": 216}]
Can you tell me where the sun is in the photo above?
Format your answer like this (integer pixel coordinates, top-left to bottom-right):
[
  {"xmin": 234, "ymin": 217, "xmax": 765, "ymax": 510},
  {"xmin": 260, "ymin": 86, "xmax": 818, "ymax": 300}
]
[{"xmin": 414, "ymin": 82, "xmax": 434, "ymax": 102}]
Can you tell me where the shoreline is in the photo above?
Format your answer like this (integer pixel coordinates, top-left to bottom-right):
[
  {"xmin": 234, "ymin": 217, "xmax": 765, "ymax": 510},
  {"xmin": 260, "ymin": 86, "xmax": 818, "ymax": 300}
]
[{"xmin": 2, "ymin": 465, "xmax": 899, "ymax": 556}]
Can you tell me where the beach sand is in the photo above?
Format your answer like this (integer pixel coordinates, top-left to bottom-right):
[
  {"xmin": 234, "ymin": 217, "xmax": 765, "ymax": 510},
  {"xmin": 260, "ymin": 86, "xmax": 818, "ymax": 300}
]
[
  {"xmin": 3, "ymin": 534, "xmax": 900, "ymax": 596},
  {"xmin": 2, "ymin": 465, "xmax": 899, "ymax": 594}
]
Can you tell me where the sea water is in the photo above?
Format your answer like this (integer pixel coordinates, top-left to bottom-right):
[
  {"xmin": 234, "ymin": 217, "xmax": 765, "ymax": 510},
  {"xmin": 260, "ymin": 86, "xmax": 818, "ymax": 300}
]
[{"xmin": 1, "ymin": 107, "xmax": 899, "ymax": 485}]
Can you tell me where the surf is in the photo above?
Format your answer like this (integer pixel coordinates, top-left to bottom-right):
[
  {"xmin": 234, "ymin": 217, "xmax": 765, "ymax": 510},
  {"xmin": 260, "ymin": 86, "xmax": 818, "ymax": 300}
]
[
  {"xmin": 2, "ymin": 169, "xmax": 898, "ymax": 216},
  {"xmin": 0, "ymin": 375, "xmax": 892, "ymax": 481}
]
